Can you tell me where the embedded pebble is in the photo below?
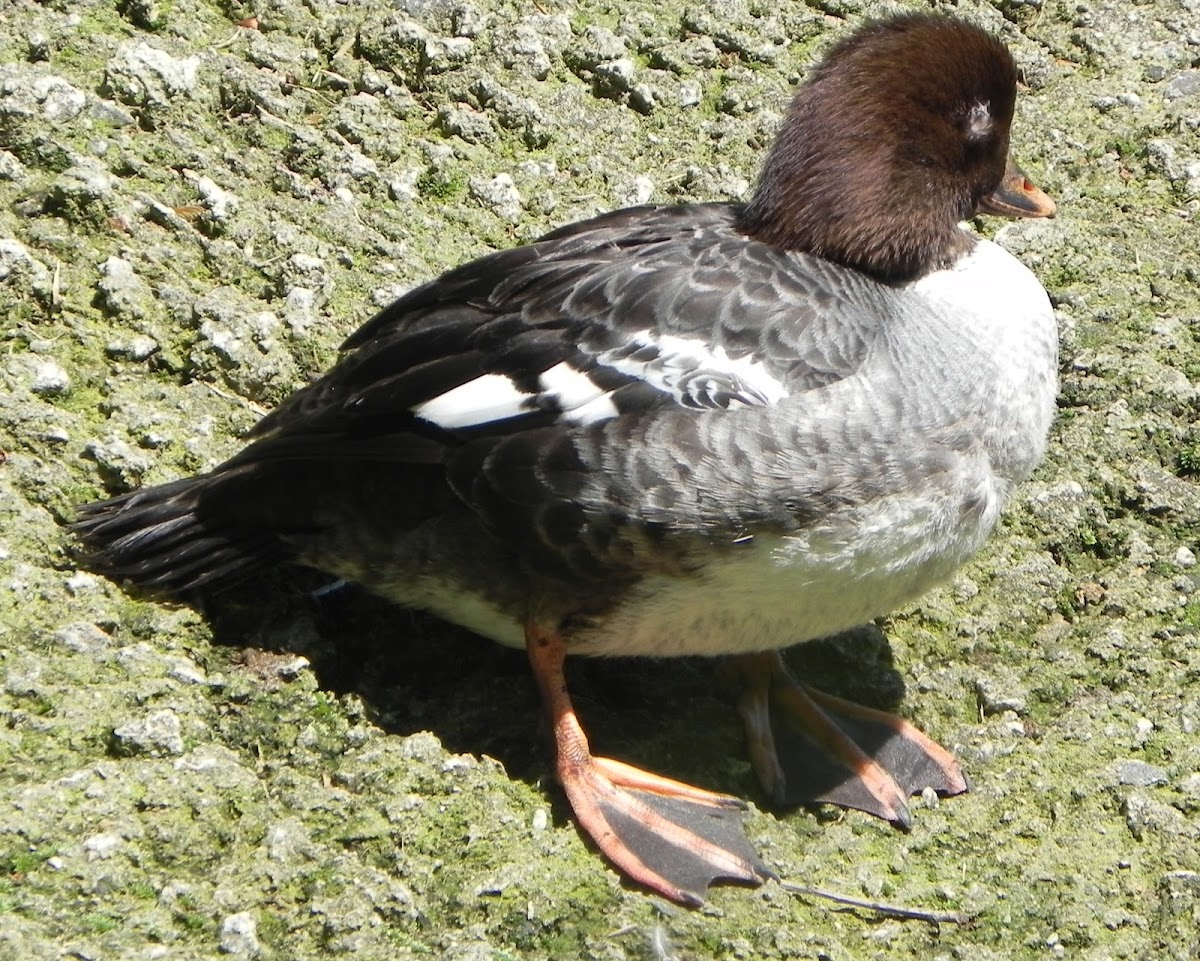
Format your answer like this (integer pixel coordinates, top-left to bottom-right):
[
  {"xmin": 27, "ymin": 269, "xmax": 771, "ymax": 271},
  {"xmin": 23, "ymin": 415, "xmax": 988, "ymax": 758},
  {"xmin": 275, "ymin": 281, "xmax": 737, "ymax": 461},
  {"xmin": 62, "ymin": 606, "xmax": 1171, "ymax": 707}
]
[
  {"xmin": 264, "ymin": 818, "xmax": 314, "ymax": 862},
  {"xmin": 106, "ymin": 335, "xmax": 159, "ymax": 361},
  {"xmin": 437, "ymin": 105, "xmax": 496, "ymax": 143},
  {"xmin": 400, "ymin": 731, "xmax": 446, "ymax": 762},
  {"xmin": 595, "ymin": 58, "xmax": 635, "ymax": 92},
  {"xmin": 50, "ymin": 159, "xmax": 119, "ymax": 221},
  {"xmin": 469, "ymin": 172, "xmax": 522, "ymax": 221},
  {"xmin": 51, "ymin": 623, "xmax": 112, "ymax": 652},
  {"xmin": 63, "ymin": 573, "xmax": 100, "ymax": 596},
  {"xmin": 618, "ymin": 175, "xmax": 655, "ymax": 206},
  {"xmin": 0, "ymin": 150, "xmax": 27, "ymax": 181},
  {"xmin": 281, "ymin": 253, "xmax": 330, "ymax": 300},
  {"xmin": 441, "ymin": 754, "xmax": 477, "ymax": 773},
  {"xmin": 497, "ymin": 19, "xmax": 569, "ymax": 79},
  {"xmin": 97, "ymin": 255, "xmax": 154, "ymax": 321},
  {"xmin": 112, "ymin": 709, "xmax": 185, "ymax": 756},
  {"xmin": 515, "ymin": 158, "xmax": 556, "ymax": 179},
  {"xmin": 574, "ymin": 24, "xmax": 627, "ymax": 67},
  {"xmin": 284, "ymin": 288, "xmax": 319, "ymax": 330},
  {"xmin": 424, "ymin": 36, "xmax": 474, "ymax": 72},
  {"xmin": 389, "ymin": 168, "xmax": 422, "ymax": 202},
  {"xmin": 83, "ymin": 833, "xmax": 124, "ymax": 860},
  {"xmin": 158, "ymin": 880, "xmax": 195, "ymax": 908},
  {"xmin": 88, "ymin": 97, "xmax": 136, "ymax": 126},
  {"xmin": 105, "ymin": 42, "xmax": 201, "ymax": 105},
  {"xmin": 1164, "ymin": 70, "xmax": 1200, "ymax": 101},
  {"xmin": 218, "ymin": 912, "xmax": 260, "ymax": 957},
  {"xmin": 1178, "ymin": 774, "xmax": 1200, "ymax": 802},
  {"xmin": 1146, "ymin": 139, "xmax": 1184, "ymax": 181},
  {"xmin": 975, "ymin": 676, "xmax": 1029, "ymax": 716},
  {"xmin": 30, "ymin": 360, "xmax": 70, "ymax": 395},
  {"xmin": 1115, "ymin": 760, "xmax": 1169, "ymax": 787},
  {"xmin": 1124, "ymin": 793, "xmax": 1197, "ymax": 840},
  {"xmin": 166, "ymin": 657, "xmax": 208, "ymax": 685},
  {"xmin": 193, "ymin": 175, "xmax": 239, "ymax": 221},
  {"xmin": 0, "ymin": 66, "xmax": 87, "ymax": 123}
]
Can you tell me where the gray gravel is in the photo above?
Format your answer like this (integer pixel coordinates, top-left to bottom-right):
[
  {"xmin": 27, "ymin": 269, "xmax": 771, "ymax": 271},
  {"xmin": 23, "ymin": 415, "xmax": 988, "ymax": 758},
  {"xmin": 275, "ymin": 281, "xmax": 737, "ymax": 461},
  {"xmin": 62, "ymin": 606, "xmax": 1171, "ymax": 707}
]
[{"xmin": 1, "ymin": 0, "xmax": 1199, "ymax": 958}]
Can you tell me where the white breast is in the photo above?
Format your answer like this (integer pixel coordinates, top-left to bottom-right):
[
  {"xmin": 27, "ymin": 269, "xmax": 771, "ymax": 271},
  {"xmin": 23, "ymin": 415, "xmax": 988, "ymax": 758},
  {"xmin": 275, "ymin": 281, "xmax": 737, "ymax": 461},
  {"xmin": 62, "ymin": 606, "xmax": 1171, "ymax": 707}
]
[
  {"xmin": 569, "ymin": 457, "xmax": 1004, "ymax": 657},
  {"xmin": 907, "ymin": 238, "xmax": 1058, "ymax": 484}
]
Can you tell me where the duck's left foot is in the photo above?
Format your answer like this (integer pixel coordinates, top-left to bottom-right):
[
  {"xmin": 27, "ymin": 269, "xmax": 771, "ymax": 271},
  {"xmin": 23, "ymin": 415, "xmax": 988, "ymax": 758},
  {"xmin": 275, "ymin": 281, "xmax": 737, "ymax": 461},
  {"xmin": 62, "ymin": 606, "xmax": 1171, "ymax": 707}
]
[
  {"xmin": 528, "ymin": 625, "xmax": 773, "ymax": 905},
  {"xmin": 730, "ymin": 651, "xmax": 969, "ymax": 827}
]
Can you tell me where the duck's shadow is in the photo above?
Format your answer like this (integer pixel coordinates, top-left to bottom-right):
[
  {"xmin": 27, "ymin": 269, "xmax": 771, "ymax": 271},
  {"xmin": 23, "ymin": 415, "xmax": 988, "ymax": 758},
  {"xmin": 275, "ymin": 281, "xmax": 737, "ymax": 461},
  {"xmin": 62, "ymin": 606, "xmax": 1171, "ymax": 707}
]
[{"xmin": 199, "ymin": 569, "xmax": 910, "ymax": 810}]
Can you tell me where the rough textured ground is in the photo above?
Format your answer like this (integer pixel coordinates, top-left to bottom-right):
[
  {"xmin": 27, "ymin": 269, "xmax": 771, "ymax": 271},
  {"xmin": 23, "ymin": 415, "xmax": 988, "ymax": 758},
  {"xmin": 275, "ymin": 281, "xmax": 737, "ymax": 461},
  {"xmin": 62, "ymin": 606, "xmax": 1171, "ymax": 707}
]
[{"xmin": 1, "ymin": 0, "xmax": 1199, "ymax": 958}]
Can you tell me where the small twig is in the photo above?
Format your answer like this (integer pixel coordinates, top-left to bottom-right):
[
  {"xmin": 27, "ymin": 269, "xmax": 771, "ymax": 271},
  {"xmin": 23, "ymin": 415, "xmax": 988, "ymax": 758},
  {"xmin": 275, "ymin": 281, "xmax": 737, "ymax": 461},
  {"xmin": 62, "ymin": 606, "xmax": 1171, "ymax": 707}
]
[
  {"xmin": 777, "ymin": 880, "xmax": 971, "ymax": 925},
  {"xmin": 203, "ymin": 381, "xmax": 270, "ymax": 417},
  {"xmin": 211, "ymin": 26, "xmax": 250, "ymax": 50},
  {"xmin": 255, "ymin": 106, "xmax": 302, "ymax": 133}
]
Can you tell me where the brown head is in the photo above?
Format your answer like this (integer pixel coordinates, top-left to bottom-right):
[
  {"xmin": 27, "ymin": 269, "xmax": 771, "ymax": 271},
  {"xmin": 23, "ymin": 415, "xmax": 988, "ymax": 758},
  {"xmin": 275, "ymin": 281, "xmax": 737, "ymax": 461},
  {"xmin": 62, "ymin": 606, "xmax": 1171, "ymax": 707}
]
[{"xmin": 739, "ymin": 14, "xmax": 1055, "ymax": 281}]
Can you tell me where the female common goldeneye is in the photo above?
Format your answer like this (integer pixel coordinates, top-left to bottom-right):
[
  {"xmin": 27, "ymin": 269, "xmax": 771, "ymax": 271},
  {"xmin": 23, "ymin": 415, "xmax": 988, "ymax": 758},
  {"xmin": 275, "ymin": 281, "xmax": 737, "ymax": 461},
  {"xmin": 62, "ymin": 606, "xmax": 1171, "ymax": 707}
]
[{"xmin": 76, "ymin": 13, "xmax": 1058, "ymax": 905}]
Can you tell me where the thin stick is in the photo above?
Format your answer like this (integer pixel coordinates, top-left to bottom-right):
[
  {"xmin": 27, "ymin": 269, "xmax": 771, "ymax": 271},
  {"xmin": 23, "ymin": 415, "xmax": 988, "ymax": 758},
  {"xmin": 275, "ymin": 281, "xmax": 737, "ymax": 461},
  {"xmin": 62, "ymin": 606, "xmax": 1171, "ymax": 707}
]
[
  {"xmin": 777, "ymin": 879, "xmax": 971, "ymax": 924},
  {"xmin": 203, "ymin": 381, "xmax": 270, "ymax": 416}
]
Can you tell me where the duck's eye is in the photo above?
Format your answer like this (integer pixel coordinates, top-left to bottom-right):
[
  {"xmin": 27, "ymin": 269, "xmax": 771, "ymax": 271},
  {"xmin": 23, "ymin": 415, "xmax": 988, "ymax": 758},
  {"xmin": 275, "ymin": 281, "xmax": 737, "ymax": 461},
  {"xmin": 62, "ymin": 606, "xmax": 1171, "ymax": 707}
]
[{"xmin": 964, "ymin": 102, "xmax": 993, "ymax": 142}]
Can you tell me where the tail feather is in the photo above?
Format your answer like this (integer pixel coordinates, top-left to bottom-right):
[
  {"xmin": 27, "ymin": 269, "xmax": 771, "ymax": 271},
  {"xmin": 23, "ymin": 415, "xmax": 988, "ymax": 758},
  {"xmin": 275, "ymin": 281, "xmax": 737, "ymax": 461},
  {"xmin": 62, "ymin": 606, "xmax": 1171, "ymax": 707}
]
[{"xmin": 74, "ymin": 476, "xmax": 281, "ymax": 597}]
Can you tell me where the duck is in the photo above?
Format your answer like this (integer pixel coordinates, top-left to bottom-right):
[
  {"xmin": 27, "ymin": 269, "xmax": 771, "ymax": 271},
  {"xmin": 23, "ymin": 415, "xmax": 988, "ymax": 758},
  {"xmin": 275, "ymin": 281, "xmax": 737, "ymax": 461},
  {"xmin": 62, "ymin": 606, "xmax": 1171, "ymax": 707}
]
[{"xmin": 75, "ymin": 12, "xmax": 1058, "ymax": 905}]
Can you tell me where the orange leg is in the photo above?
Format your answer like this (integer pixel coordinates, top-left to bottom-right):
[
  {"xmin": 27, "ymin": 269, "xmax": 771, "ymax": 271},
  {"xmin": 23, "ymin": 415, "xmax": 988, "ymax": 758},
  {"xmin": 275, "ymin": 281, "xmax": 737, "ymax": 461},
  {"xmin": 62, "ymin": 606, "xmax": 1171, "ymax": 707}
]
[
  {"xmin": 527, "ymin": 622, "xmax": 772, "ymax": 905},
  {"xmin": 731, "ymin": 651, "xmax": 968, "ymax": 825}
]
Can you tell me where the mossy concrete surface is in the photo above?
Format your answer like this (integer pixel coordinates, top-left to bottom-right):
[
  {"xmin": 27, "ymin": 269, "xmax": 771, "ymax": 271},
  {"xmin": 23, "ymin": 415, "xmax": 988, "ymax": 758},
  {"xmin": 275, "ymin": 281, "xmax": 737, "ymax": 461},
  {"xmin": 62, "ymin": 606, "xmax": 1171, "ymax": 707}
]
[{"xmin": 1, "ymin": 0, "xmax": 1199, "ymax": 957}]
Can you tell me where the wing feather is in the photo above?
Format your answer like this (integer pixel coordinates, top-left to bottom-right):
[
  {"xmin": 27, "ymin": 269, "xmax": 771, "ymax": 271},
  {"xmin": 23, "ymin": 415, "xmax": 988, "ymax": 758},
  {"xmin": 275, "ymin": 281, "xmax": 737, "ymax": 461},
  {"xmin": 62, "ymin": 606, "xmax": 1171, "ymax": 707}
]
[{"xmin": 249, "ymin": 202, "xmax": 879, "ymax": 460}]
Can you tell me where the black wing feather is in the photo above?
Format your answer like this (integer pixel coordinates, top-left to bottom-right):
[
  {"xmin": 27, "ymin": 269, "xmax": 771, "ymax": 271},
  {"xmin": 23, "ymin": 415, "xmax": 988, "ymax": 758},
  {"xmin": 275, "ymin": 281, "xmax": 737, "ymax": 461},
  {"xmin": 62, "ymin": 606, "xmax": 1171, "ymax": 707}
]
[{"xmin": 256, "ymin": 202, "xmax": 874, "ymax": 451}]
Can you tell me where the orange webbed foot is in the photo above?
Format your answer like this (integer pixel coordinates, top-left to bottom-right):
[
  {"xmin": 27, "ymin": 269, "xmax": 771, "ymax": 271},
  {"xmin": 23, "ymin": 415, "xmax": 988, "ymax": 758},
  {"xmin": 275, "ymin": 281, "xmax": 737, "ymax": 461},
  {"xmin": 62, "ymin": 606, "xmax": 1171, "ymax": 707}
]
[
  {"xmin": 732, "ymin": 651, "xmax": 969, "ymax": 826},
  {"xmin": 528, "ymin": 625, "xmax": 772, "ymax": 905}
]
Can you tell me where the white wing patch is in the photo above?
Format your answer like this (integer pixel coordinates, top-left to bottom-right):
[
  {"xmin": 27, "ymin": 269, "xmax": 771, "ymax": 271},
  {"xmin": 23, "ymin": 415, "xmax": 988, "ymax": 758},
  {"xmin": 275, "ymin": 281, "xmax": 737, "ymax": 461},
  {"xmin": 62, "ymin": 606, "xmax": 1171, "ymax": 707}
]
[
  {"xmin": 539, "ymin": 361, "xmax": 603, "ymax": 409},
  {"xmin": 539, "ymin": 361, "xmax": 620, "ymax": 425},
  {"xmin": 414, "ymin": 373, "xmax": 533, "ymax": 428},
  {"xmin": 598, "ymin": 329, "xmax": 787, "ymax": 408},
  {"xmin": 413, "ymin": 363, "xmax": 619, "ymax": 429},
  {"xmin": 413, "ymin": 333, "xmax": 786, "ymax": 430},
  {"xmin": 560, "ymin": 393, "xmax": 620, "ymax": 425}
]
